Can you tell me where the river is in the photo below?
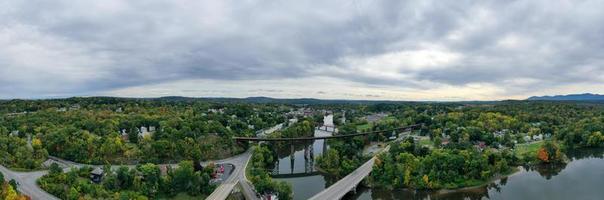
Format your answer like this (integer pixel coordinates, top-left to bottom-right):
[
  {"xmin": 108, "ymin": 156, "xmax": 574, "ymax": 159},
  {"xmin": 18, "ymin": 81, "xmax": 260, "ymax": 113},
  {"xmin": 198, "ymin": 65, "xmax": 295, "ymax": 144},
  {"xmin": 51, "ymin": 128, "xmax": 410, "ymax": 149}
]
[
  {"xmin": 271, "ymin": 115, "xmax": 604, "ymax": 200},
  {"xmin": 271, "ymin": 115, "xmax": 339, "ymax": 200},
  {"xmin": 348, "ymin": 148, "xmax": 604, "ymax": 200}
]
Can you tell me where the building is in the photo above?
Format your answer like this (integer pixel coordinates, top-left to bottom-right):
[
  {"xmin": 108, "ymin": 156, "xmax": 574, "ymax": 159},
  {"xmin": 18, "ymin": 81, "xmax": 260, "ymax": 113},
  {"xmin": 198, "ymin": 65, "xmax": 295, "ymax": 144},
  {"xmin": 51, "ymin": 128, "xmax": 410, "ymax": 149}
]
[
  {"xmin": 120, "ymin": 129, "xmax": 128, "ymax": 141},
  {"xmin": 90, "ymin": 168, "xmax": 104, "ymax": 183},
  {"xmin": 475, "ymin": 141, "xmax": 487, "ymax": 151},
  {"xmin": 533, "ymin": 134, "xmax": 543, "ymax": 141},
  {"xmin": 10, "ymin": 130, "xmax": 19, "ymax": 137},
  {"xmin": 441, "ymin": 138, "xmax": 450, "ymax": 146},
  {"xmin": 524, "ymin": 135, "xmax": 531, "ymax": 142}
]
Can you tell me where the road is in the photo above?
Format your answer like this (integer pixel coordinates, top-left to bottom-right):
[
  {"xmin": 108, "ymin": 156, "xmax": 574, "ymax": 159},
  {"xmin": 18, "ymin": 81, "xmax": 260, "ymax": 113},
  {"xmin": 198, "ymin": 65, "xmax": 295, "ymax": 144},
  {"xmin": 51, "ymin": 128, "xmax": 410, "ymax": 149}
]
[
  {"xmin": 0, "ymin": 149, "xmax": 255, "ymax": 200},
  {"xmin": 205, "ymin": 149, "xmax": 259, "ymax": 200},
  {"xmin": 309, "ymin": 146, "xmax": 390, "ymax": 200},
  {"xmin": 0, "ymin": 165, "xmax": 59, "ymax": 200}
]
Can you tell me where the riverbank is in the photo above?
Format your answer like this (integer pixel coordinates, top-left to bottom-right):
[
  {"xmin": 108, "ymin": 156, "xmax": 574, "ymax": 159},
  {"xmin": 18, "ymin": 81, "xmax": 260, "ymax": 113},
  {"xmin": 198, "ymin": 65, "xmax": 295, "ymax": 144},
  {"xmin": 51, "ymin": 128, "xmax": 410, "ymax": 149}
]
[
  {"xmin": 434, "ymin": 166, "xmax": 522, "ymax": 195},
  {"xmin": 363, "ymin": 165, "xmax": 522, "ymax": 195},
  {"xmin": 354, "ymin": 148, "xmax": 604, "ymax": 200}
]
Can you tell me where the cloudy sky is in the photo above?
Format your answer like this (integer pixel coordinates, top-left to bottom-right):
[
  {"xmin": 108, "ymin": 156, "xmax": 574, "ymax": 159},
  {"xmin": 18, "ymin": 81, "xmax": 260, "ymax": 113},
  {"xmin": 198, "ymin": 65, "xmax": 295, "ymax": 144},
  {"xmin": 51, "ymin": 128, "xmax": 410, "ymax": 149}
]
[{"xmin": 2, "ymin": 0, "xmax": 604, "ymax": 100}]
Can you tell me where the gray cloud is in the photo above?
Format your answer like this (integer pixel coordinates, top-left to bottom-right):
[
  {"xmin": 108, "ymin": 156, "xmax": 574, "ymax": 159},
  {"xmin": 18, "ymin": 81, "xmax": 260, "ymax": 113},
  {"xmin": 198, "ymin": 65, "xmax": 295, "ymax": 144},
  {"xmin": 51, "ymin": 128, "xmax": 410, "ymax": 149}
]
[{"xmin": 1, "ymin": 0, "xmax": 604, "ymax": 99}]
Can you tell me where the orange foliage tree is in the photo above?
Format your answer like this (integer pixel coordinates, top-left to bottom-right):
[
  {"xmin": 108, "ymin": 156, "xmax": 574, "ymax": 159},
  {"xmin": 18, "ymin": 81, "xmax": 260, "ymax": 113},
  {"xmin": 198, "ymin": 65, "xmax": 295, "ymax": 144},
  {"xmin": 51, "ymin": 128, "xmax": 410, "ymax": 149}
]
[{"xmin": 537, "ymin": 147, "xmax": 549, "ymax": 162}]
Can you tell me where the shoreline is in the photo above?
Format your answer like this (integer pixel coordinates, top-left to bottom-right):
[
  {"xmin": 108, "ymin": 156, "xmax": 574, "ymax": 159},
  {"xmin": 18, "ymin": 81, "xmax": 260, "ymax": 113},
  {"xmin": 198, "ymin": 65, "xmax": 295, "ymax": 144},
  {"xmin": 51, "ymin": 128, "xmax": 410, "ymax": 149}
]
[
  {"xmin": 364, "ymin": 166, "xmax": 524, "ymax": 195},
  {"xmin": 434, "ymin": 166, "xmax": 523, "ymax": 195}
]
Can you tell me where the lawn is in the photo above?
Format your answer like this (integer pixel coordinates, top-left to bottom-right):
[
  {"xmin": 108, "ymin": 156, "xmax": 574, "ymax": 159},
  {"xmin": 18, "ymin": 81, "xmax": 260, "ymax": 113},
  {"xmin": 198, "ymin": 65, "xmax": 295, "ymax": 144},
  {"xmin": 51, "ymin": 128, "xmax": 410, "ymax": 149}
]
[
  {"xmin": 356, "ymin": 123, "xmax": 371, "ymax": 131},
  {"xmin": 356, "ymin": 115, "xmax": 397, "ymax": 132},
  {"xmin": 382, "ymin": 116, "xmax": 397, "ymax": 123},
  {"xmin": 418, "ymin": 138, "xmax": 433, "ymax": 147},
  {"xmin": 514, "ymin": 140, "xmax": 544, "ymax": 159}
]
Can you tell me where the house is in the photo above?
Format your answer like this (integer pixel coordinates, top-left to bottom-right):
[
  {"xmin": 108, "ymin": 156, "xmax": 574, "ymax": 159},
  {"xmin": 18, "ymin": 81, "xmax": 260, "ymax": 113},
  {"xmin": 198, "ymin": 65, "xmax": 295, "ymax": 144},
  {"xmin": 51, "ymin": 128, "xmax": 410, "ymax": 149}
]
[
  {"xmin": 441, "ymin": 138, "xmax": 450, "ymax": 146},
  {"xmin": 10, "ymin": 130, "xmax": 19, "ymax": 137},
  {"xmin": 139, "ymin": 126, "xmax": 153, "ymax": 138},
  {"xmin": 120, "ymin": 129, "xmax": 129, "ymax": 141},
  {"xmin": 208, "ymin": 108, "xmax": 224, "ymax": 114},
  {"xmin": 159, "ymin": 165, "xmax": 170, "ymax": 176},
  {"xmin": 493, "ymin": 129, "xmax": 509, "ymax": 138},
  {"xmin": 524, "ymin": 135, "xmax": 531, "ymax": 142},
  {"xmin": 476, "ymin": 141, "xmax": 487, "ymax": 150},
  {"xmin": 90, "ymin": 168, "xmax": 104, "ymax": 183},
  {"xmin": 533, "ymin": 134, "xmax": 543, "ymax": 141},
  {"xmin": 262, "ymin": 193, "xmax": 278, "ymax": 200},
  {"xmin": 69, "ymin": 104, "xmax": 81, "ymax": 110}
]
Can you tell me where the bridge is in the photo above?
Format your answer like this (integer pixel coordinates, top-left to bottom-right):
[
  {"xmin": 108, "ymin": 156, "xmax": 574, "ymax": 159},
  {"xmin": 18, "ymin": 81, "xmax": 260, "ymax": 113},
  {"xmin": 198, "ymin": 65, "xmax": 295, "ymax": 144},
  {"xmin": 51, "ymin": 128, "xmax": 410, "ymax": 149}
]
[
  {"xmin": 309, "ymin": 146, "xmax": 389, "ymax": 200},
  {"xmin": 316, "ymin": 124, "xmax": 336, "ymax": 132},
  {"xmin": 308, "ymin": 124, "xmax": 423, "ymax": 199},
  {"xmin": 233, "ymin": 124, "xmax": 422, "ymax": 142}
]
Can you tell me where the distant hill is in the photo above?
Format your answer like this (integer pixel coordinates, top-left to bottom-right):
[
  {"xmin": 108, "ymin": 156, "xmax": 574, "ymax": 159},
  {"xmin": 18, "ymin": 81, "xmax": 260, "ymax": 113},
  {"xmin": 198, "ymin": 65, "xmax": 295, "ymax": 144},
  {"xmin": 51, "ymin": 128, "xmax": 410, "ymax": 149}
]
[{"xmin": 527, "ymin": 93, "xmax": 604, "ymax": 101}]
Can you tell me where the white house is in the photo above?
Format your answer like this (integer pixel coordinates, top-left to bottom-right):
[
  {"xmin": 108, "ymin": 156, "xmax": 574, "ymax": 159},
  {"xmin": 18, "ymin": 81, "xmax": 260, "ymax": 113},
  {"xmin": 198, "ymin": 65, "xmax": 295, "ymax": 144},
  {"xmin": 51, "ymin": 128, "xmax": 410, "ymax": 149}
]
[
  {"xmin": 524, "ymin": 135, "xmax": 531, "ymax": 142},
  {"xmin": 532, "ymin": 134, "xmax": 543, "ymax": 141},
  {"xmin": 10, "ymin": 130, "xmax": 19, "ymax": 137}
]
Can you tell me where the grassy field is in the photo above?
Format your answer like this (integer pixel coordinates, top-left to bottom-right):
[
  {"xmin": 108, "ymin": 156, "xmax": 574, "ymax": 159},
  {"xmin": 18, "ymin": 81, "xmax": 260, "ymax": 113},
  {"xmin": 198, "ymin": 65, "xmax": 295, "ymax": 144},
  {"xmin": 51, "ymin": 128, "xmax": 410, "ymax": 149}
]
[
  {"xmin": 356, "ymin": 123, "xmax": 371, "ymax": 131},
  {"xmin": 419, "ymin": 137, "xmax": 433, "ymax": 147},
  {"xmin": 382, "ymin": 116, "xmax": 397, "ymax": 123},
  {"xmin": 514, "ymin": 140, "xmax": 544, "ymax": 159},
  {"xmin": 356, "ymin": 115, "xmax": 398, "ymax": 131}
]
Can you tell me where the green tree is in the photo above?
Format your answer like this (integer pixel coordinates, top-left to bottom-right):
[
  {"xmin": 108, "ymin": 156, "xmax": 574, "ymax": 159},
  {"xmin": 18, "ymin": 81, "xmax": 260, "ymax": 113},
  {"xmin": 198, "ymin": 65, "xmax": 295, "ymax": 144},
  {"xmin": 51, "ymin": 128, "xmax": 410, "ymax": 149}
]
[
  {"xmin": 138, "ymin": 163, "xmax": 161, "ymax": 197},
  {"xmin": 116, "ymin": 166, "xmax": 134, "ymax": 190},
  {"xmin": 49, "ymin": 163, "xmax": 62, "ymax": 175}
]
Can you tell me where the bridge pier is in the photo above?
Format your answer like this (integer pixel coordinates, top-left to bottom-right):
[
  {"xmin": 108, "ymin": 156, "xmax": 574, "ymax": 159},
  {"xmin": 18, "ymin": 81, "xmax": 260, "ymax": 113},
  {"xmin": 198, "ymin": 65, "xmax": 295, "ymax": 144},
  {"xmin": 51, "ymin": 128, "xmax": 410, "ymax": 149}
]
[
  {"xmin": 323, "ymin": 139, "xmax": 327, "ymax": 154},
  {"xmin": 304, "ymin": 144, "xmax": 309, "ymax": 160},
  {"xmin": 290, "ymin": 141, "xmax": 295, "ymax": 174}
]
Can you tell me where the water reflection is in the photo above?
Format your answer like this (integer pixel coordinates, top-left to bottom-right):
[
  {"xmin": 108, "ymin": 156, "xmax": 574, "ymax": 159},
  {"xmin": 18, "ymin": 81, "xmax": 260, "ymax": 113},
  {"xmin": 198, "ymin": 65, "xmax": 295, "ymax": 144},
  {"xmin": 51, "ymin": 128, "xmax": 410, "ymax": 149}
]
[
  {"xmin": 272, "ymin": 130, "xmax": 330, "ymax": 175},
  {"xmin": 270, "ymin": 128, "xmax": 336, "ymax": 200},
  {"xmin": 349, "ymin": 148, "xmax": 604, "ymax": 200}
]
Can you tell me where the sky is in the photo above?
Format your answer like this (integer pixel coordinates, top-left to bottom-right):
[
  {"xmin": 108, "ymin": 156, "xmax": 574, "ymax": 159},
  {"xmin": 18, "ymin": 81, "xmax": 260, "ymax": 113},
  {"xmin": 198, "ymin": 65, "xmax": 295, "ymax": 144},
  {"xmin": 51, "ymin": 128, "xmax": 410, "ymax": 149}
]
[{"xmin": 1, "ymin": 0, "xmax": 604, "ymax": 101}]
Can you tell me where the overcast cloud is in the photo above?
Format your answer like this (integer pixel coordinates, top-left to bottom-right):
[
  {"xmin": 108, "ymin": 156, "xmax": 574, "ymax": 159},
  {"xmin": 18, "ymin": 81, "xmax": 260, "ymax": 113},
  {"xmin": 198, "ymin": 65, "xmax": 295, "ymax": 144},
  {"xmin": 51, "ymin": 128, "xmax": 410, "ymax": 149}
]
[{"xmin": 1, "ymin": 0, "xmax": 604, "ymax": 100}]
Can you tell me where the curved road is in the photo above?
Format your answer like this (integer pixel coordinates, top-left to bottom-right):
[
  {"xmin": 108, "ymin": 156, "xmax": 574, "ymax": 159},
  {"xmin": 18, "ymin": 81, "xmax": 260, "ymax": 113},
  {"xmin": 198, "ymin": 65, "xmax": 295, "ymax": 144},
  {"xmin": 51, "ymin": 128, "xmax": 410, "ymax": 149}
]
[
  {"xmin": 205, "ymin": 149, "xmax": 259, "ymax": 200},
  {"xmin": 0, "ymin": 165, "xmax": 58, "ymax": 200},
  {"xmin": 0, "ymin": 149, "xmax": 256, "ymax": 200}
]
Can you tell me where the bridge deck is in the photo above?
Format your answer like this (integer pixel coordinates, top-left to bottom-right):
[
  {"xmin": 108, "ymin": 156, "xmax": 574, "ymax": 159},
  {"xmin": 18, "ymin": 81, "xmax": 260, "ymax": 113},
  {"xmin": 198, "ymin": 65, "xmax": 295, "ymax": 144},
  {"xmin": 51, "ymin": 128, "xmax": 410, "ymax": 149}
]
[
  {"xmin": 308, "ymin": 155, "xmax": 379, "ymax": 200},
  {"xmin": 234, "ymin": 124, "xmax": 421, "ymax": 142}
]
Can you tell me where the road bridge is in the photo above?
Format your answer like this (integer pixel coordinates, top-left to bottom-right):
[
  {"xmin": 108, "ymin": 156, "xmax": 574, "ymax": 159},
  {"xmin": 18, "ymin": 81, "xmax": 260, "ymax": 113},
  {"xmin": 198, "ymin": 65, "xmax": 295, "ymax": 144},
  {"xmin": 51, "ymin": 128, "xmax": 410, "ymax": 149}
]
[
  {"xmin": 309, "ymin": 124, "xmax": 423, "ymax": 200},
  {"xmin": 309, "ymin": 146, "xmax": 390, "ymax": 200},
  {"xmin": 316, "ymin": 124, "xmax": 336, "ymax": 133}
]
